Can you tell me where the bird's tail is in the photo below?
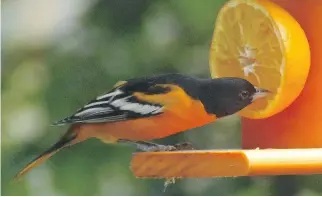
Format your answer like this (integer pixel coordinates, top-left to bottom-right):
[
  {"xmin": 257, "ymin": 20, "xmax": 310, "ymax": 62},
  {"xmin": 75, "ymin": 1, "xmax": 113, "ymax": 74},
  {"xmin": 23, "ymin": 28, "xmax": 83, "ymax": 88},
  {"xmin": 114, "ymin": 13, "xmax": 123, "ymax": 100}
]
[{"xmin": 14, "ymin": 128, "xmax": 77, "ymax": 180}]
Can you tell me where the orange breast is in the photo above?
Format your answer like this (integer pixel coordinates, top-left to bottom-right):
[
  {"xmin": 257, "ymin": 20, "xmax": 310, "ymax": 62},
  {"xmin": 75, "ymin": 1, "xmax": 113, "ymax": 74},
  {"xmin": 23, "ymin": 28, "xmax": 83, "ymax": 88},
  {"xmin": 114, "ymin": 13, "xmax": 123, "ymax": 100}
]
[{"xmin": 79, "ymin": 99, "xmax": 217, "ymax": 141}]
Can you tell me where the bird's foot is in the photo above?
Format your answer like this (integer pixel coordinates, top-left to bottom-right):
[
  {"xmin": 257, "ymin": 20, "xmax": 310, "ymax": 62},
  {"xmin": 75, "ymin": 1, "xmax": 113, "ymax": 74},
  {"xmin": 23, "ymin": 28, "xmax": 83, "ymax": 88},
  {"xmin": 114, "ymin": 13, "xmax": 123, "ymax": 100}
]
[
  {"xmin": 117, "ymin": 139, "xmax": 196, "ymax": 152},
  {"xmin": 173, "ymin": 141, "xmax": 195, "ymax": 150}
]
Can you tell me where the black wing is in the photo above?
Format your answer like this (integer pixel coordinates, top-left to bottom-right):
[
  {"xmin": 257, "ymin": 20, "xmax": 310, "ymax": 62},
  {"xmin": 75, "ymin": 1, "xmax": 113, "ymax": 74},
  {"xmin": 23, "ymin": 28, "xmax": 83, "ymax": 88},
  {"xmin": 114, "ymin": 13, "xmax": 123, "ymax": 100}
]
[{"xmin": 52, "ymin": 82, "xmax": 168, "ymax": 125}]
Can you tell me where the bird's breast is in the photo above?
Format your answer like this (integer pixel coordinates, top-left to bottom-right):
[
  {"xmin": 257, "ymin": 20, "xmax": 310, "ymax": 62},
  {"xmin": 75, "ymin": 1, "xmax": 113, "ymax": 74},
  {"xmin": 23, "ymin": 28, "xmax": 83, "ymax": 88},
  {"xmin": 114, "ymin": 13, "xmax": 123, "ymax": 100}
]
[{"xmin": 82, "ymin": 99, "xmax": 217, "ymax": 141}]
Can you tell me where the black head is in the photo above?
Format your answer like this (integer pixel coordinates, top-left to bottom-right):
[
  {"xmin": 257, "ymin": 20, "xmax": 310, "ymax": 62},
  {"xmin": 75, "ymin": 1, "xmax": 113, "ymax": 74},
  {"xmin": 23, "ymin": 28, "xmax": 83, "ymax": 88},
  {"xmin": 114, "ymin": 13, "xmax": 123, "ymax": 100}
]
[{"xmin": 199, "ymin": 77, "xmax": 270, "ymax": 118}]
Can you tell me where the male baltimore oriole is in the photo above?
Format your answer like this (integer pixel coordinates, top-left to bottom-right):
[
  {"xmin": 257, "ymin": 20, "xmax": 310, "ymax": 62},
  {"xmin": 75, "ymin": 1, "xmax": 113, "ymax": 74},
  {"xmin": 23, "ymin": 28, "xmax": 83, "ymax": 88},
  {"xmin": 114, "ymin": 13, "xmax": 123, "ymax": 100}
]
[{"xmin": 15, "ymin": 73, "xmax": 269, "ymax": 179}]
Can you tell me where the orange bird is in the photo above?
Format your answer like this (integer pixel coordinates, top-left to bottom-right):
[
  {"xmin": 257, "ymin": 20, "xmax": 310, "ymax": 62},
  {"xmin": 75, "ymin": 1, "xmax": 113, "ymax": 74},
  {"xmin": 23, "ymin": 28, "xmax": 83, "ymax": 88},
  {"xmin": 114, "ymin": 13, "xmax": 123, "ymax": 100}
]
[{"xmin": 15, "ymin": 73, "xmax": 269, "ymax": 179}]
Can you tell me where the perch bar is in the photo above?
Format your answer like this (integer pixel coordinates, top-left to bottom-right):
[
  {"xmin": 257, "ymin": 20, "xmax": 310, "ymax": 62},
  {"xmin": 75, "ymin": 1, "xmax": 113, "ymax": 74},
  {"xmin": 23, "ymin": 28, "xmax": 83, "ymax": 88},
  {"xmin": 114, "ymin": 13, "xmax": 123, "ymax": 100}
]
[{"xmin": 131, "ymin": 149, "xmax": 322, "ymax": 178}]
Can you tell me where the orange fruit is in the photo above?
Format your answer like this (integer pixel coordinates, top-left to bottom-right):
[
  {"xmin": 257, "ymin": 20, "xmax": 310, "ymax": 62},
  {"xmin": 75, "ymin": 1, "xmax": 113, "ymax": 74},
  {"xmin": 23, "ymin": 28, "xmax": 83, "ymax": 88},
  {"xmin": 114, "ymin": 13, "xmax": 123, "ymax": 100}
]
[{"xmin": 209, "ymin": 0, "xmax": 310, "ymax": 119}]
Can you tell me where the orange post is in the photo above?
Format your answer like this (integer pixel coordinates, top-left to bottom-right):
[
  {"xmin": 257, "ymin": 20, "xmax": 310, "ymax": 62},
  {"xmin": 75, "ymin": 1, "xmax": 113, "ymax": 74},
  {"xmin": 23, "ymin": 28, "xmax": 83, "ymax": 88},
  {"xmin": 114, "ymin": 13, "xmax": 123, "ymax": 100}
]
[{"xmin": 242, "ymin": 0, "xmax": 322, "ymax": 149}]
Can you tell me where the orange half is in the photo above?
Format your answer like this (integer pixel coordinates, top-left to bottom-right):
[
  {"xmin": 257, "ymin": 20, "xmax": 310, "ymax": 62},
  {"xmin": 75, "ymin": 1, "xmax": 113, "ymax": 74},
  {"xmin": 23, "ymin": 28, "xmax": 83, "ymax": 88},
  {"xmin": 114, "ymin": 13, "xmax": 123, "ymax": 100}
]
[{"xmin": 210, "ymin": 0, "xmax": 310, "ymax": 119}]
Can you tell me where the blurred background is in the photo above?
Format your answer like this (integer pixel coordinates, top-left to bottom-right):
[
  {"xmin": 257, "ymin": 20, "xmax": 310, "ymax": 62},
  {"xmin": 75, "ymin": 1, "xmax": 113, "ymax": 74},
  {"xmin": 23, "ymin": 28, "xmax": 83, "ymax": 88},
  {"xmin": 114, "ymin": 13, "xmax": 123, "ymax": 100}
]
[{"xmin": 2, "ymin": 0, "xmax": 322, "ymax": 195}]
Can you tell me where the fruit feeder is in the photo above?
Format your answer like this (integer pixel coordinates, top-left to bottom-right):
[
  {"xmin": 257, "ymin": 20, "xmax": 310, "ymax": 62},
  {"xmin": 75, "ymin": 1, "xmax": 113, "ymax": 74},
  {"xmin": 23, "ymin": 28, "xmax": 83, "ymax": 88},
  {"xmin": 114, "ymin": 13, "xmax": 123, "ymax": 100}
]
[
  {"xmin": 241, "ymin": 0, "xmax": 322, "ymax": 149},
  {"xmin": 130, "ymin": 0, "xmax": 322, "ymax": 178}
]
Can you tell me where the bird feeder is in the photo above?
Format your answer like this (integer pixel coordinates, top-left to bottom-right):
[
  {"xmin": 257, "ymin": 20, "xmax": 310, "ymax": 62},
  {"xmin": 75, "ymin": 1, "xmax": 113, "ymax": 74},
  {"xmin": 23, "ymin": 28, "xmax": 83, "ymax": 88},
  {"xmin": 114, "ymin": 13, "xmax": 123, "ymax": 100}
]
[
  {"xmin": 242, "ymin": 0, "xmax": 322, "ymax": 149},
  {"xmin": 130, "ymin": 0, "xmax": 322, "ymax": 178}
]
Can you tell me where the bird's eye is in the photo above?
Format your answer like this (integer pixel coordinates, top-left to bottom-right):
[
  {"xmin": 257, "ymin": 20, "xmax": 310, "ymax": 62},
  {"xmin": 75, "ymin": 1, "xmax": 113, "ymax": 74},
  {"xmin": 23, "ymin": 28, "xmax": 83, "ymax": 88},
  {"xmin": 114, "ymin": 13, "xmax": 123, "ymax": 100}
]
[{"xmin": 239, "ymin": 90, "xmax": 249, "ymax": 100}]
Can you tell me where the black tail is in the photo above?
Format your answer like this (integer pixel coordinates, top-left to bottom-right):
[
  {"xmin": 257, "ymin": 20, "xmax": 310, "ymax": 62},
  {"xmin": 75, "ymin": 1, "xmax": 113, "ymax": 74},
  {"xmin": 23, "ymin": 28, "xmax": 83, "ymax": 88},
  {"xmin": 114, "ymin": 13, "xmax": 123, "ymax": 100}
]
[{"xmin": 14, "ymin": 130, "xmax": 77, "ymax": 180}]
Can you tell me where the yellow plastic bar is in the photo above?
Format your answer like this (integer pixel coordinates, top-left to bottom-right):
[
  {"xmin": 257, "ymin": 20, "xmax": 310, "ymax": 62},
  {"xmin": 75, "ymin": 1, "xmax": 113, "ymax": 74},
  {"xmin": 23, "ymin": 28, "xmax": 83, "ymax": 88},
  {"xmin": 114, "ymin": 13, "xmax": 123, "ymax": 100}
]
[{"xmin": 130, "ymin": 149, "xmax": 322, "ymax": 178}]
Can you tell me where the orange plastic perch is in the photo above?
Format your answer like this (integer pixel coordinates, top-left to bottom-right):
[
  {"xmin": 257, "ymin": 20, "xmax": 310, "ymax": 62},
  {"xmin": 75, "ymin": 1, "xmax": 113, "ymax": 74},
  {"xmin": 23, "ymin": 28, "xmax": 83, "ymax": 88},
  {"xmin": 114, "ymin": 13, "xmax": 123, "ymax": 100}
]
[{"xmin": 130, "ymin": 149, "xmax": 322, "ymax": 178}]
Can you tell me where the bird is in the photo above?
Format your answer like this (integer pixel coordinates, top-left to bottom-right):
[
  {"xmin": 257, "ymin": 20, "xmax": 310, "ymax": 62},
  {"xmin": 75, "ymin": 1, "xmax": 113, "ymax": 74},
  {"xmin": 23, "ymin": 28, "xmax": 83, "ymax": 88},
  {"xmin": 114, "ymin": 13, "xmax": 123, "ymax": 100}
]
[{"xmin": 15, "ymin": 73, "xmax": 270, "ymax": 179}]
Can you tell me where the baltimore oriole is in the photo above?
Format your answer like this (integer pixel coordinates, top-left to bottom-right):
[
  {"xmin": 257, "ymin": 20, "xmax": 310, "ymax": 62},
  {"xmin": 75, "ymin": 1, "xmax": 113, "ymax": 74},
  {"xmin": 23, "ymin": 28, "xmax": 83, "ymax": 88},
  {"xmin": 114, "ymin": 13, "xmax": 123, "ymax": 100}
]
[{"xmin": 15, "ymin": 73, "xmax": 269, "ymax": 179}]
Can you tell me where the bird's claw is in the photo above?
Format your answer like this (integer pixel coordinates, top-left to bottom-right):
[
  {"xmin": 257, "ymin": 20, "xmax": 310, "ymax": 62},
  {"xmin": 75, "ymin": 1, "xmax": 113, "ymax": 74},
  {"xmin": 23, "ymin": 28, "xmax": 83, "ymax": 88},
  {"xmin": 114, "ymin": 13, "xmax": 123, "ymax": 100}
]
[
  {"xmin": 118, "ymin": 139, "xmax": 196, "ymax": 152},
  {"xmin": 140, "ymin": 141, "xmax": 196, "ymax": 152},
  {"xmin": 172, "ymin": 141, "xmax": 195, "ymax": 151}
]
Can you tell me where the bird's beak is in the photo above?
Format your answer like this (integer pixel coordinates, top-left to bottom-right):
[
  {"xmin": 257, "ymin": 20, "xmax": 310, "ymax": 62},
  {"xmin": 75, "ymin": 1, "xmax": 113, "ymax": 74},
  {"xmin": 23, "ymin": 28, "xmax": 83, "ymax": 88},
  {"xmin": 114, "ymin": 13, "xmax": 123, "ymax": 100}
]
[{"xmin": 252, "ymin": 87, "xmax": 271, "ymax": 101}]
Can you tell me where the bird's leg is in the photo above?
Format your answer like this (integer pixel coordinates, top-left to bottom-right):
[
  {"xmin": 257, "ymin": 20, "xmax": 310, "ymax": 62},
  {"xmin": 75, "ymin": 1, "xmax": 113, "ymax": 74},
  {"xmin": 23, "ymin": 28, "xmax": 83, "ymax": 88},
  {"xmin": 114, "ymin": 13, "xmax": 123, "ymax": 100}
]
[{"xmin": 117, "ymin": 139, "xmax": 195, "ymax": 152}]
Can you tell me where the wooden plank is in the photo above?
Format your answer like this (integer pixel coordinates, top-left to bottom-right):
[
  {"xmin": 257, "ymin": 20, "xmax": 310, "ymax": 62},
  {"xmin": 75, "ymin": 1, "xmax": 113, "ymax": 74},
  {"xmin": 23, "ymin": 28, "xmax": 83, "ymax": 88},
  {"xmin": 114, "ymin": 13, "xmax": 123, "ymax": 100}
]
[{"xmin": 130, "ymin": 149, "xmax": 322, "ymax": 178}]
